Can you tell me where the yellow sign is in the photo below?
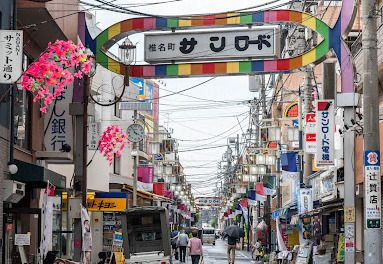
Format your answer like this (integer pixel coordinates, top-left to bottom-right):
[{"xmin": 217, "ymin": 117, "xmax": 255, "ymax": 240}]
[
  {"xmin": 87, "ymin": 198, "xmax": 127, "ymax": 212},
  {"xmin": 344, "ymin": 207, "xmax": 356, "ymax": 223},
  {"xmin": 114, "ymin": 252, "xmax": 125, "ymax": 264}
]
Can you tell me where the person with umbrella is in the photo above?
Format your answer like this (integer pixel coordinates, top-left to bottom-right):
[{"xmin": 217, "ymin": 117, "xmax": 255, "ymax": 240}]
[{"xmin": 224, "ymin": 224, "xmax": 244, "ymax": 264}]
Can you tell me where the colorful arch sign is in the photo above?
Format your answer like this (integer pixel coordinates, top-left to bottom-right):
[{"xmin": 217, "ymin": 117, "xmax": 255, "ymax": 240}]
[{"xmin": 85, "ymin": 0, "xmax": 356, "ymax": 93}]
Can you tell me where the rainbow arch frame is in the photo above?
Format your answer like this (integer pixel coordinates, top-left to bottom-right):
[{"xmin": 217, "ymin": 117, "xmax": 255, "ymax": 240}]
[{"xmin": 85, "ymin": 0, "xmax": 356, "ymax": 93}]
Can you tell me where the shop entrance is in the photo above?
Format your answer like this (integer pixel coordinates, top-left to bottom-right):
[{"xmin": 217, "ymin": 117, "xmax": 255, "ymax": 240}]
[{"xmin": 3, "ymin": 208, "xmax": 41, "ymax": 264}]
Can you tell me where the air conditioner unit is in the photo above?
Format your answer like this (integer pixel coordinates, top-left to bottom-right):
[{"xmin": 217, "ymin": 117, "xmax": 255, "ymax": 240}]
[{"xmin": 4, "ymin": 180, "xmax": 25, "ymax": 203}]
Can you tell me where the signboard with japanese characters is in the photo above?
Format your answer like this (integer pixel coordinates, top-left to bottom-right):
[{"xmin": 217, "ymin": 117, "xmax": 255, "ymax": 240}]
[
  {"xmin": 304, "ymin": 113, "xmax": 316, "ymax": 153},
  {"xmin": 315, "ymin": 100, "xmax": 334, "ymax": 166},
  {"xmin": 0, "ymin": 30, "xmax": 23, "ymax": 83},
  {"xmin": 298, "ymin": 188, "xmax": 313, "ymax": 215},
  {"xmin": 364, "ymin": 151, "xmax": 381, "ymax": 229},
  {"xmin": 88, "ymin": 122, "xmax": 101, "ymax": 150},
  {"xmin": 44, "ymin": 70, "xmax": 73, "ymax": 155},
  {"xmin": 87, "ymin": 197, "xmax": 127, "ymax": 212},
  {"xmin": 195, "ymin": 197, "xmax": 221, "ymax": 207},
  {"xmin": 144, "ymin": 27, "xmax": 280, "ymax": 63}
]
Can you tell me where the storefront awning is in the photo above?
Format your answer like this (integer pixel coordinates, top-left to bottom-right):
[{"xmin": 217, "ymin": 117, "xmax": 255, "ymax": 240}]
[
  {"xmin": 123, "ymin": 184, "xmax": 171, "ymax": 202},
  {"xmin": 12, "ymin": 159, "xmax": 66, "ymax": 189}
]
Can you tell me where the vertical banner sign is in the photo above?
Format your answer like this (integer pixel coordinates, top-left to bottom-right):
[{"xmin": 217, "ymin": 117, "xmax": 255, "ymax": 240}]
[
  {"xmin": 364, "ymin": 151, "xmax": 381, "ymax": 229},
  {"xmin": 304, "ymin": 113, "xmax": 316, "ymax": 153},
  {"xmin": 0, "ymin": 30, "xmax": 23, "ymax": 83},
  {"xmin": 316, "ymin": 100, "xmax": 335, "ymax": 166},
  {"xmin": 44, "ymin": 69, "xmax": 74, "ymax": 153},
  {"xmin": 88, "ymin": 122, "xmax": 101, "ymax": 150},
  {"xmin": 298, "ymin": 188, "xmax": 313, "ymax": 215}
]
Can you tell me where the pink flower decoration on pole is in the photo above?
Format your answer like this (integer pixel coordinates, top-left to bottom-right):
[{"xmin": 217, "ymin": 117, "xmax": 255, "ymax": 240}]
[
  {"xmin": 21, "ymin": 40, "xmax": 93, "ymax": 113},
  {"xmin": 98, "ymin": 125, "xmax": 131, "ymax": 165}
]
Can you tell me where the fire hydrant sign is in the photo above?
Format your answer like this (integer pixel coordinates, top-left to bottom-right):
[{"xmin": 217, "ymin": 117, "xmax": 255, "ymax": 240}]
[
  {"xmin": 364, "ymin": 151, "xmax": 381, "ymax": 229},
  {"xmin": 315, "ymin": 100, "xmax": 334, "ymax": 166},
  {"xmin": 0, "ymin": 30, "xmax": 23, "ymax": 83},
  {"xmin": 144, "ymin": 27, "xmax": 279, "ymax": 63}
]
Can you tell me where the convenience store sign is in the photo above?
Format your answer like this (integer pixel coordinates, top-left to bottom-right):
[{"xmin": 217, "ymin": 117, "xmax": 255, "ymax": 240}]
[
  {"xmin": 62, "ymin": 192, "xmax": 128, "ymax": 212},
  {"xmin": 87, "ymin": 198, "xmax": 127, "ymax": 212}
]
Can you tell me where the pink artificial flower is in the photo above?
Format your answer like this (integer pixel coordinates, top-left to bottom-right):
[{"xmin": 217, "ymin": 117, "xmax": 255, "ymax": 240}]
[{"xmin": 74, "ymin": 70, "xmax": 83, "ymax": 79}]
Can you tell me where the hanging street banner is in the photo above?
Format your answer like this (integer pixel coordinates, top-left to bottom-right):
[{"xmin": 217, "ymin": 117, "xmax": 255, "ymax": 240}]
[
  {"xmin": 364, "ymin": 151, "xmax": 381, "ymax": 229},
  {"xmin": 195, "ymin": 197, "xmax": 221, "ymax": 207},
  {"xmin": 315, "ymin": 100, "xmax": 335, "ymax": 166},
  {"xmin": 144, "ymin": 27, "xmax": 280, "ymax": 63},
  {"xmin": 0, "ymin": 30, "xmax": 23, "ymax": 83},
  {"xmin": 304, "ymin": 113, "xmax": 316, "ymax": 154}
]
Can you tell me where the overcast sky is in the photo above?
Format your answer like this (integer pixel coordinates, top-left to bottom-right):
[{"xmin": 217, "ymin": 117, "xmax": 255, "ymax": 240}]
[{"xmin": 89, "ymin": 0, "xmax": 290, "ymax": 197}]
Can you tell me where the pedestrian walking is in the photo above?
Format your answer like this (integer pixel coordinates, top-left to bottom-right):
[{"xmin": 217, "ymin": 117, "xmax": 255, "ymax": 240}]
[
  {"xmin": 177, "ymin": 230, "xmax": 189, "ymax": 263},
  {"xmin": 223, "ymin": 225, "xmax": 244, "ymax": 264},
  {"xmin": 188, "ymin": 230, "xmax": 203, "ymax": 264},
  {"xmin": 225, "ymin": 235, "xmax": 238, "ymax": 264},
  {"xmin": 171, "ymin": 230, "xmax": 180, "ymax": 261}
]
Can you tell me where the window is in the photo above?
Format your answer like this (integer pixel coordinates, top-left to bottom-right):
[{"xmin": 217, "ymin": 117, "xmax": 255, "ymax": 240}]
[
  {"xmin": 113, "ymin": 153, "xmax": 121, "ymax": 175},
  {"xmin": 114, "ymin": 97, "xmax": 121, "ymax": 118}
]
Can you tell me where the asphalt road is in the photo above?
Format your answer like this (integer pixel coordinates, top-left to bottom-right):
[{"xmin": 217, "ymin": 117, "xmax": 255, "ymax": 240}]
[{"xmin": 173, "ymin": 239, "xmax": 257, "ymax": 264}]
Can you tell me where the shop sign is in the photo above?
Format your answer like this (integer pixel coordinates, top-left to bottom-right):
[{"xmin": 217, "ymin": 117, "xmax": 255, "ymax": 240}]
[
  {"xmin": 87, "ymin": 198, "xmax": 127, "ymax": 211},
  {"xmin": 364, "ymin": 151, "xmax": 381, "ymax": 229},
  {"xmin": 320, "ymin": 170, "xmax": 336, "ymax": 202},
  {"xmin": 298, "ymin": 188, "xmax": 313, "ymax": 215},
  {"xmin": 315, "ymin": 100, "xmax": 334, "ymax": 166},
  {"xmin": 0, "ymin": 30, "xmax": 23, "ymax": 83},
  {"xmin": 14, "ymin": 233, "xmax": 30, "ymax": 246},
  {"xmin": 88, "ymin": 122, "xmax": 101, "ymax": 150},
  {"xmin": 144, "ymin": 27, "xmax": 279, "ymax": 63},
  {"xmin": 283, "ymin": 101, "xmax": 298, "ymax": 118},
  {"xmin": 304, "ymin": 113, "xmax": 316, "ymax": 154}
]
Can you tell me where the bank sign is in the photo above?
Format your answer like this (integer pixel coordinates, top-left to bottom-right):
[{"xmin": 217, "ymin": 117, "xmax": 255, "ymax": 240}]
[{"xmin": 144, "ymin": 27, "xmax": 279, "ymax": 63}]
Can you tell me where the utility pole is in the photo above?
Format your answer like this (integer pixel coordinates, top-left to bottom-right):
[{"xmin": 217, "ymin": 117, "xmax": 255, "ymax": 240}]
[
  {"xmin": 260, "ymin": 75, "xmax": 272, "ymax": 252},
  {"xmin": 362, "ymin": 0, "xmax": 381, "ymax": 263},
  {"xmin": 0, "ymin": 1, "xmax": 15, "ymax": 263},
  {"xmin": 132, "ymin": 109, "xmax": 138, "ymax": 207},
  {"xmin": 303, "ymin": 67, "xmax": 313, "ymax": 185},
  {"xmin": 70, "ymin": 70, "xmax": 90, "ymax": 262}
]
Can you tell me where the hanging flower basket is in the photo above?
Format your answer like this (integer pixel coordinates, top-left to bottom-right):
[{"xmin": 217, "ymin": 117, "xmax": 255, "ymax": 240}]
[
  {"xmin": 98, "ymin": 125, "xmax": 131, "ymax": 165},
  {"xmin": 21, "ymin": 40, "xmax": 93, "ymax": 113}
]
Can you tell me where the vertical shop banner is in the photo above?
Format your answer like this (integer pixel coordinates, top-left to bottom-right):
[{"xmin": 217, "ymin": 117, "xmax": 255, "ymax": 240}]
[
  {"xmin": 364, "ymin": 151, "xmax": 381, "ymax": 229},
  {"xmin": 81, "ymin": 205, "xmax": 92, "ymax": 264},
  {"xmin": 298, "ymin": 188, "xmax": 313, "ymax": 215},
  {"xmin": 315, "ymin": 100, "xmax": 334, "ymax": 166},
  {"xmin": 40, "ymin": 183, "xmax": 55, "ymax": 261},
  {"xmin": 304, "ymin": 113, "xmax": 316, "ymax": 153}
]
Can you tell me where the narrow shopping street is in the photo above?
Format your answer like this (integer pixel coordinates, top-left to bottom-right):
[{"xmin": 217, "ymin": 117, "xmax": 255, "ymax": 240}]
[{"xmin": 173, "ymin": 239, "xmax": 255, "ymax": 264}]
